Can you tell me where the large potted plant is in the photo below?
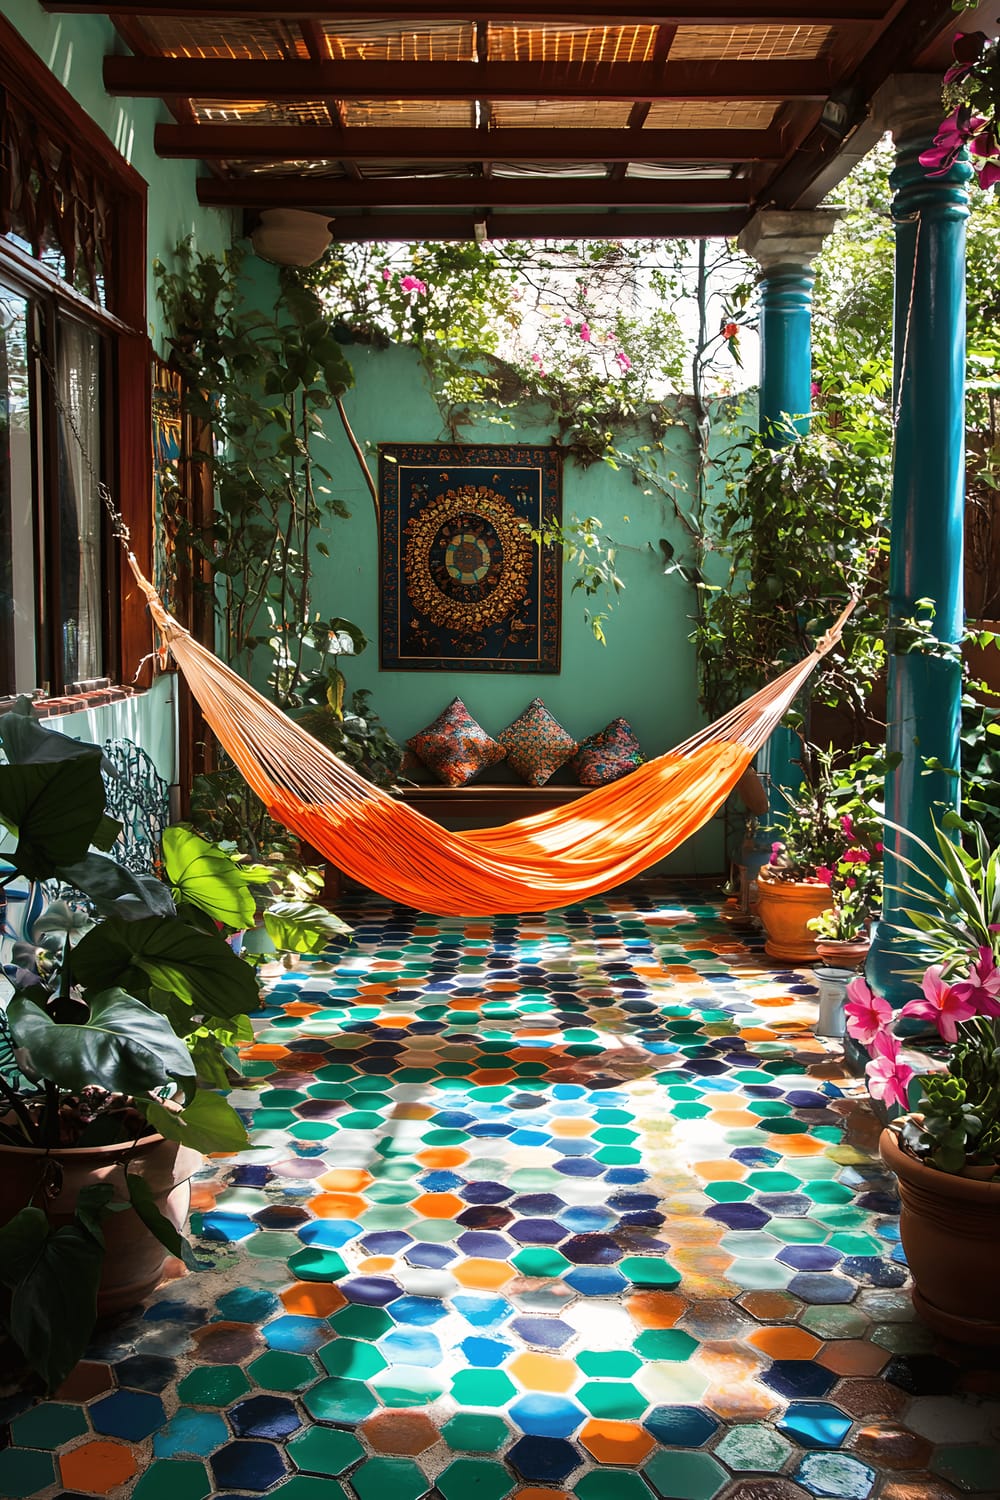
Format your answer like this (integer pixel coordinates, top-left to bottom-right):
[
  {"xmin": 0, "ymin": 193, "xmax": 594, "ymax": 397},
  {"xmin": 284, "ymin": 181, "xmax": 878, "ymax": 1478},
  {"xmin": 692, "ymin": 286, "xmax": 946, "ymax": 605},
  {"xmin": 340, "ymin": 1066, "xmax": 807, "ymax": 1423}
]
[
  {"xmin": 758, "ymin": 743, "xmax": 890, "ymax": 963},
  {"xmin": 0, "ymin": 700, "xmax": 261, "ymax": 1389},
  {"xmin": 846, "ymin": 814, "xmax": 1000, "ymax": 1343}
]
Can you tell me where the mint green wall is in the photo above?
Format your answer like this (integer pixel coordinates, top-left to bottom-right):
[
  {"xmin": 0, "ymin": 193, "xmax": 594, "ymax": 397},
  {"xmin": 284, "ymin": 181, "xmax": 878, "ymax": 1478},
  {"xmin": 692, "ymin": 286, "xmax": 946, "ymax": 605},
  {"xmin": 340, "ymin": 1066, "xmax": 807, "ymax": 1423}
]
[
  {"xmin": 245, "ymin": 259, "xmax": 745, "ymax": 873},
  {"xmin": 1, "ymin": 1, "xmax": 235, "ymax": 783},
  {"xmin": 1, "ymin": 0, "xmax": 235, "ymax": 347}
]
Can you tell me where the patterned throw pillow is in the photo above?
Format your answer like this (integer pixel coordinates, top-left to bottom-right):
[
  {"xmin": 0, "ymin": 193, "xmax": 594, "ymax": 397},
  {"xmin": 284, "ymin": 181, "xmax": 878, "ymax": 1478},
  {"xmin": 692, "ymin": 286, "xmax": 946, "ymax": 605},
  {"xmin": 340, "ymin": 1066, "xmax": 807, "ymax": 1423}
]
[
  {"xmin": 498, "ymin": 699, "xmax": 578, "ymax": 787},
  {"xmin": 571, "ymin": 717, "xmax": 645, "ymax": 787},
  {"xmin": 406, "ymin": 698, "xmax": 506, "ymax": 787}
]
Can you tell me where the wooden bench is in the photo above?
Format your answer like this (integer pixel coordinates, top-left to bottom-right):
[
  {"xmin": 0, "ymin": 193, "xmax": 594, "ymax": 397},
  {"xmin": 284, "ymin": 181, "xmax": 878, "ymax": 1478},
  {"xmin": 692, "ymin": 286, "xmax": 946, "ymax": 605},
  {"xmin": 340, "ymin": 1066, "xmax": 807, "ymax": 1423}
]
[{"xmin": 398, "ymin": 782, "xmax": 589, "ymax": 823}]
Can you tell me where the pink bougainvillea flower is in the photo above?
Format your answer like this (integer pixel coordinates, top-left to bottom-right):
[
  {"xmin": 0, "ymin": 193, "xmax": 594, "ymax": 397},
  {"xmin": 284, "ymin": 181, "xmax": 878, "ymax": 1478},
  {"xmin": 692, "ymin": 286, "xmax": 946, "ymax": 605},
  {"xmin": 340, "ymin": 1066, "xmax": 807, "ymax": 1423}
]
[
  {"xmin": 944, "ymin": 30, "xmax": 989, "ymax": 85},
  {"xmin": 770, "ymin": 841, "xmax": 785, "ymax": 864},
  {"xmin": 842, "ymin": 847, "xmax": 871, "ymax": 865},
  {"xmin": 814, "ymin": 865, "xmax": 834, "ymax": 886},
  {"xmin": 810, "ymin": 379, "xmax": 822, "ymax": 398},
  {"xmin": 845, "ymin": 976, "xmax": 893, "ymax": 1046},
  {"xmin": 875, "ymin": 841, "xmax": 884, "ymax": 854},
  {"xmin": 919, "ymin": 108, "xmax": 988, "ymax": 175},
  {"xmin": 975, "ymin": 155, "xmax": 1000, "ymax": 190},
  {"xmin": 866, "ymin": 1030, "xmax": 915, "ymax": 1112},
  {"xmin": 614, "ymin": 350, "xmax": 633, "ymax": 373},
  {"xmin": 400, "ymin": 274, "xmax": 428, "ymax": 294},
  {"xmin": 952, "ymin": 945, "xmax": 1000, "ymax": 1018},
  {"xmin": 579, "ymin": 322, "xmax": 592, "ymax": 343},
  {"xmin": 840, "ymin": 813, "xmax": 854, "ymax": 838},
  {"xmin": 900, "ymin": 965, "xmax": 977, "ymax": 1043},
  {"xmin": 381, "ymin": 267, "xmax": 392, "ymax": 281}
]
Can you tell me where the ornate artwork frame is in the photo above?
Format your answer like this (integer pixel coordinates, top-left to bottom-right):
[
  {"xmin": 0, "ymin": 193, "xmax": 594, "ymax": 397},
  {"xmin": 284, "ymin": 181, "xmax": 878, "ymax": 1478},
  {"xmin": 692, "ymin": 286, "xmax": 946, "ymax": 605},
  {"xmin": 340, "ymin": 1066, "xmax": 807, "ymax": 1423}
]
[{"xmin": 379, "ymin": 442, "xmax": 562, "ymax": 673}]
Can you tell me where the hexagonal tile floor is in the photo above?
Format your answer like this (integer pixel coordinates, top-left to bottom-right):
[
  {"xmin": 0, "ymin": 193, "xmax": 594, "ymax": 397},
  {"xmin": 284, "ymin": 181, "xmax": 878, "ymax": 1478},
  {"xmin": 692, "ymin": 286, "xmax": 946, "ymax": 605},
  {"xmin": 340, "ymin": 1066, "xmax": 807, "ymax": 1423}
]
[{"xmin": 4, "ymin": 883, "xmax": 1000, "ymax": 1500}]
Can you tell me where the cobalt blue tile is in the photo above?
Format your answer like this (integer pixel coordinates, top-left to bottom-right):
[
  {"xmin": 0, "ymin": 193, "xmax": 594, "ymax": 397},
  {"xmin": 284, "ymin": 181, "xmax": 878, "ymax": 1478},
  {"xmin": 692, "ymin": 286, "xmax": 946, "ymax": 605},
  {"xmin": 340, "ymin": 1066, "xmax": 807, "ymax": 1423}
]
[
  {"xmin": 787, "ymin": 1274, "xmax": 855, "ymax": 1305},
  {"xmin": 757, "ymin": 1193, "xmax": 812, "ymax": 1217},
  {"xmin": 230, "ymin": 1166, "xmax": 271, "ymax": 1187},
  {"xmin": 785, "ymin": 1090, "xmax": 831, "ymax": 1108},
  {"xmin": 762, "ymin": 1362, "xmax": 837, "ymax": 1399},
  {"xmin": 511, "ymin": 1194, "xmax": 566, "ymax": 1215},
  {"xmin": 457, "ymin": 1206, "xmax": 514, "ymax": 1230},
  {"xmin": 508, "ymin": 1436, "xmax": 582, "ymax": 1484},
  {"xmin": 339, "ymin": 1277, "xmax": 401, "ymax": 1306},
  {"xmin": 458, "ymin": 1336, "xmax": 514, "ymax": 1368},
  {"xmin": 390, "ymin": 1296, "xmax": 448, "ymax": 1326},
  {"xmin": 777, "ymin": 1401, "xmax": 854, "ymax": 1449},
  {"xmin": 262, "ymin": 1315, "xmax": 328, "ymax": 1354},
  {"xmin": 460, "ymin": 1181, "xmax": 514, "ymax": 1205},
  {"xmin": 90, "ymin": 1390, "xmax": 165, "ymax": 1441},
  {"xmin": 405, "ymin": 1242, "xmax": 459, "ymax": 1269},
  {"xmin": 778, "ymin": 1246, "xmax": 843, "ymax": 1272},
  {"xmin": 229, "ymin": 1396, "xmax": 301, "ymax": 1441},
  {"xmin": 561, "ymin": 1234, "xmax": 622, "ymax": 1265},
  {"xmin": 511, "ymin": 1219, "xmax": 567, "ymax": 1246},
  {"xmin": 509, "ymin": 1317, "xmax": 573, "ymax": 1350},
  {"xmin": 509, "ymin": 1128, "xmax": 553, "ymax": 1147},
  {"xmin": 706, "ymin": 1203, "xmax": 771, "ymax": 1230},
  {"xmin": 643, "ymin": 1406, "xmax": 720, "ymax": 1446},
  {"xmin": 554, "ymin": 1157, "xmax": 604, "ymax": 1178},
  {"xmin": 298, "ymin": 1221, "xmax": 361, "ymax": 1249},
  {"xmin": 563, "ymin": 1266, "xmax": 629, "ymax": 1298},
  {"xmin": 360, "ymin": 1231, "xmax": 414, "ymax": 1255},
  {"xmin": 456, "ymin": 1231, "xmax": 513, "ymax": 1259},
  {"xmin": 840, "ymin": 1256, "xmax": 907, "ymax": 1287},
  {"xmin": 731, "ymin": 1147, "xmax": 782, "ymax": 1167},
  {"xmin": 420, "ymin": 1171, "xmax": 465, "ymax": 1192},
  {"xmin": 509, "ymin": 1394, "xmax": 585, "ymax": 1438},
  {"xmin": 199, "ymin": 1212, "xmax": 258, "ymax": 1243},
  {"xmin": 211, "ymin": 1441, "xmax": 287, "ymax": 1492}
]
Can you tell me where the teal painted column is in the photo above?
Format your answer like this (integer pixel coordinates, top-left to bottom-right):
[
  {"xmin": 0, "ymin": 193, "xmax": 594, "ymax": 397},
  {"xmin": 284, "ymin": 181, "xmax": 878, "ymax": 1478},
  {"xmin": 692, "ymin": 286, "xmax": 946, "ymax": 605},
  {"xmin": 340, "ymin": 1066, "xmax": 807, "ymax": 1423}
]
[
  {"xmin": 737, "ymin": 211, "xmax": 844, "ymax": 809},
  {"xmin": 868, "ymin": 82, "xmax": 971, "ymax": 1003}
]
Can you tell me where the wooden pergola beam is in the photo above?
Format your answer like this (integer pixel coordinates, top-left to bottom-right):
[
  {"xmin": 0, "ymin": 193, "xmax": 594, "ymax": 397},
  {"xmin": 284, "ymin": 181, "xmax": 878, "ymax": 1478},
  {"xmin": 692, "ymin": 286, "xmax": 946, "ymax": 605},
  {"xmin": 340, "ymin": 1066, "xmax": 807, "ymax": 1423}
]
[
  {"xmin": 197, "ymin": 175, "xmax": 752, "ymax": 207},
  {"xmin": 44, "ymin": 1, "xmax": 889, "ymax": 22},
  {"xmin": 104, "ymin": 56, "xmax": 832, "ymax": 102},
  {"xmin": 314, "ymin": 210, "xmax": 749, "ymax": 240},
  {"xmin": 155, "ymin": 123, "xmax": 783, "ymax": 163}
]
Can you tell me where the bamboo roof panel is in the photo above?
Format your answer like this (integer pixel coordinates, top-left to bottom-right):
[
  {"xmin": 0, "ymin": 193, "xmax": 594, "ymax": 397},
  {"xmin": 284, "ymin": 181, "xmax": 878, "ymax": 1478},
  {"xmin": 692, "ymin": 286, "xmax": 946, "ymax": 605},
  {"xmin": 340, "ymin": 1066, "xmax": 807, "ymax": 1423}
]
[
  {"xmin": 142, "ymin": 16, "xmax": 308, "ymax": 60},
  {"xmin": 339, "ymin": 99, "xmax": 478, "ymax": 129},
  {"xmin": 485, "ymin": 24, "xmax": 659, "ymax": 63},
  {"xmin": 322, "ymin": 21, "xmax": 476, "ymax": 62},
  {"xmin": 191, "ymin": 98, "xmax": 334, "ymax": 125},
  {"xmin": 643, "ymin": 100, "xmax": 781, "ymax": 129},
  {"xmin": 490, "ymin": 100, "xmax": 635, "ymax": 129},
  {"xmin": 669, "ymin": 24, "xmax": 835, "ymax": 60}
]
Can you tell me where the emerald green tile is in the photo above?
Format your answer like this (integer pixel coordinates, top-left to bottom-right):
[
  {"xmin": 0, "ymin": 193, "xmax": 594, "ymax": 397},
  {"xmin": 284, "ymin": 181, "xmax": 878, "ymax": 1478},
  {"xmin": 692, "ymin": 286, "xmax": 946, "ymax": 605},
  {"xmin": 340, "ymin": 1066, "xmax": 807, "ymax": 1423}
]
[
  {"xmin": 10, "ymin": 1401, "xmax": 88, "ymax": 1449},
  {"xmin": 442, "ymin": 1413, "xmax": 509, "ymax": 1453},
  {"xmin": 246, "ymin": 1232, "xmax": 304, "ymax": 1260},
  {"xmin": 438, "ymin": 1458, "xmax": 514, "ymax": 1500},
  {"xmin": 370, "ymin": 1367, "xmax": 446, "ymax": 1406},
  {"xmin": 512, "ymin": 1248, "xmax": 571, "ymax": 1277},
  {"xmin": 288, "ymin": 1427, "xmax": 364, "ymax": 1476},
  {"xmin": 765, "ymin": 1217, "xmax": 829, "ymax": 1243},
  {"xmin": 329, "ymin": 1305, "xmax": 394, "ymax": 1339},
  {"xmin": 704, "ymin": 1182, "xmax": 754, "ymax": 1202},
  {"xmin": 320, "ymin": 1339, "xmax": 387, "ymax": 1379},
  {"xmin": 803, "ymin": 1181, "xmax": 854, "ymax": 1204},
  {"xmin": 715, "ymin": 1424, "xmax": 792, "ymax": 1471},
  {"xmin": 451, "ymin": 1370, "xmax": 517, "ymax": 1407},
  {"xmin": 577, "ymin": 1381, "xmax": 648, "ymax": 1420},
  {"xmin": 633, "ymin": 1329, "xmax": 698, "ymax": 1361},
  {"xmin": 288, "ymin": 1247, "xmax": 348, "ymax": 1280},
  {"xmin": 132, "ymin": 1461, "xmax": 212, "ymax": 1500},
  {"xmin": 303, "ymin": 1377, "xmax": 378, "ymax": 1424},
  {"xmin": 595, "ymin": 1146, "xmax": 642, "ymax": 1164},
  {"xmin": 248, "ymin": 1351, "xmax": 318, "ymax": 1392},
  {"xmin": 177, "ymin": 1365, "xmax": 251, "ymax": 1406},
  {"xmin": 575, "ymin": 1470, "xmax": 653, "ymax": 1500},
  {"xmin": 576, "ymin": 1350, "xmax": 642, "ymax": 1378},
  {"xmin": 353, "ymin": 1457, "xmax": 429, "ymax": 1500},
  {"xmin": 0, "ymin": 1449, "xmax": 56, "ymax": 1499},
  {"xmin": 644, "ymin": 1449, "xmax": 728, "ymax": 1499},
  {"xmin": 621, "ymin": 1256, "xmax": 681, "ymax": 1288},
  {"xmin": 268, "ymin": 1480, "xmax": 348, "ymax": 1500},
  {"xmin": 828, "ymin": 1231, "xmax": 883, "ymax": 1256}
]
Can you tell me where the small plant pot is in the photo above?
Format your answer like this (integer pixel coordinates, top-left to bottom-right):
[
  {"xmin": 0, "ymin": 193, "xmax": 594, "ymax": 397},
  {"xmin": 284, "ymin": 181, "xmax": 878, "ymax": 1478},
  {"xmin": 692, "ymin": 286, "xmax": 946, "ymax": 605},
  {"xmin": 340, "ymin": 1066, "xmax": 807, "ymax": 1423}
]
[
  {"xmin": 0, "ymin": 1132, "xmax": 201, "ymax": 1316},
  {"xmin": 814, "ymin": 937, "xmax": 871, "ymax": 971},
  {"xmin": 812, "ymin": 966, "xmax": 853, "ymax": 1038},
  {"xmin": 756, "ymin": 869, "xmax": 833, "ymax": 964},
  {"xmin": 879, "ymin": 1126, "xmax": 1000, "ymax": 1344}
]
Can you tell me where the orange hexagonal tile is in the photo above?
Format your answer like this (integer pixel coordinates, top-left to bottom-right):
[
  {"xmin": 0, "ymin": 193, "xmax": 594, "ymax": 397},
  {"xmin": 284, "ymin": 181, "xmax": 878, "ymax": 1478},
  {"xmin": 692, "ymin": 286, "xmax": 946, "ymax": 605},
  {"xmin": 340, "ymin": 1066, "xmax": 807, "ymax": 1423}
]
[
  {"xmin": 453, "ymin": 1257, "xmax": 515, "ymax": 1290},
  {"xmin": 280, "ymin": 1281, "xmax": 347, "ymax": 1317},
  {"xmin": 413, "ymin": 1192, "xmax": 465, "ymax": 1218},
  {"xmin": 775, "ymin": 1135, "xmax": 826, "ymax": 1156},
  {"xmin": 580, "ymin": 1419, "xmax": 656, "ymax": 1466},
  {"xmin": 626, "ymin": 1290, "xmax": 687, "ymax": 1328},
  {"xmin": 740, "ymin": 1290, "xmax": 803, "ymax": 1322},
  {"xmin": 390, "ymin": 1103, "xmax": 435, "ymax": 1120},
  {"xmin": 316, "ymin": 1168, "xmax": 373, "ymax": 1194},
  {"xmin": 818, "ymin": 1338, "xmax": 891, "ymax": 1376},
  {"xmin": 362, "ymin": 1410, "xmax": 439, "ymax": 1454},
  {"xmin": 61, "ymin": 1441, "xmax": 138, "ymax": 1493},
  {"xmin": 416, "ymin": 1148, "xmax": 469, "ymax": 1169},
  {"xmin": 748, "ymin": 1325, "xmax": 823, "ymax": 1360},
  {"xmin": 549, "ymin": 1119, "xmax": 595, "ymax": 1138},
  {"xmin": 693, "ymin": 1159, "xmax": 746, "ymax": 1181},
  {"xmin": 56, "ymin": 1361, "xmax": 114, "ymax": 1402},
  {"xmin": 508, "ymin": 1353, "xmax": 577, "ymax": 1393},
  {"xmin": 358, "ymin": 1255, "xmax": 396, "ymax": 1274},
  {"xmin": 309, "ymin": 1192, "xmax": 368, "ymax": 1219}
]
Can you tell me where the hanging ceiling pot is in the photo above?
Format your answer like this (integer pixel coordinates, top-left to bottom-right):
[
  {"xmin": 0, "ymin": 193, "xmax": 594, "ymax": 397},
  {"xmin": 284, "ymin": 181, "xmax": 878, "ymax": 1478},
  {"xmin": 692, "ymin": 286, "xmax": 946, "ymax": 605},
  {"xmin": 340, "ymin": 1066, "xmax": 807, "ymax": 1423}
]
[{"xmin": 250, "ymin": 209, "xmax": 333, "ymax": 266}]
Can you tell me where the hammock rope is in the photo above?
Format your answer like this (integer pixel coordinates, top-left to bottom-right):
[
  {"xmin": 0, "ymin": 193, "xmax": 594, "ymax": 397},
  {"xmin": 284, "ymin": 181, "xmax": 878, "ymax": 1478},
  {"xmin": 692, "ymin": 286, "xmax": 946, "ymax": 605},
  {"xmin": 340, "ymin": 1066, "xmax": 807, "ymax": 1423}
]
[{"xmin": 128, "ymin": 555, "xmax": 854, "ymax": 916}]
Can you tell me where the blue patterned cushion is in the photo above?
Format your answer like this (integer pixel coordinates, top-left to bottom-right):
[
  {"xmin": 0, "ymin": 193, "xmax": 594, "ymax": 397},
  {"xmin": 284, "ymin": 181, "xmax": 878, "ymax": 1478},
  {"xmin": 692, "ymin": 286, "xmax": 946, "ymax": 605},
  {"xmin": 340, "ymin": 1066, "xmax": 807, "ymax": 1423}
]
[
  {"xmin": 407, "ymin": 698, "xmax": 506, "ymax": 787},
  {"xmin": 498, "ymin": 699, "xmax": 577, "ymax": 787},
  {"xmin": 571, "ymin": 718, "xmax": 645, "ymax": 786}
]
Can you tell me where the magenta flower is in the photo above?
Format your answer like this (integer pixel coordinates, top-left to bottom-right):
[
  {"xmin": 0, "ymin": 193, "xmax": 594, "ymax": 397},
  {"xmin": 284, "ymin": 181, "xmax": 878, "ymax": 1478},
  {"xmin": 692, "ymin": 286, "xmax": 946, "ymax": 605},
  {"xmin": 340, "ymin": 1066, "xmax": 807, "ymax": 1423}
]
[
  {"xmin": 920, "ymin": 108, "xmax": 988, "ymax": 176},
  {"xmin": 866, "ymin": 1030, "xmax": 915, "ymax": 1112},
  {"xmin": 400, "ymin": 274, "xmax": 428, "ymax": 294},
  {"xmin": 899, "ymin": 965, "xmax": 977, "ymax": 1043},
  {"xmin": 770, "ymin": 841, "xmax": 785, "ymax": 864},
  {"xmin": 841, "ymin": 847, "xmax": 871, "ymax": 865},
  {"xmin": 614, "ymin": 350, "xmax": 633, "ymax": 373},
  {"xmin": 381, "ymin": 268, "xmax": 392, "ymax": 281},
  {"xmin": 814, "ymin": 865, "xmax": 834, "ymax": 886},
  {"xmin": 840, "ymin": 814, "xmax": 854, "ymax": 838},
  {"xmin": 845, "ymin": 976, "xmax": 892, "ymax": 1046},
  {"xmin": 977, "ymin": 158, "xmax": 1000, "ymax": 189},
  {"xmin": 952, "ymin": 945, "xmax": 1000, "ymax": 1018},
  {"xmin": 579, "ymin": 323, "xmax": 592, "ymax": 343}
]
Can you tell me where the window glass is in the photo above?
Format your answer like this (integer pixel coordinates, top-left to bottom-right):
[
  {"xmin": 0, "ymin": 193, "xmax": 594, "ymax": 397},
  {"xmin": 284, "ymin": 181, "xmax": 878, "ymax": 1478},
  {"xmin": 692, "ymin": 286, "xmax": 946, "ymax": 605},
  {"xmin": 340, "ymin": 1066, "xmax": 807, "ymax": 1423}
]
[
  {"xmin": 0, "ymin": 284, "xmax": 37, "ymax": 695},
  {"xmin": 55, "ymin": 315, "xmax": 104, "ymax": 686}
]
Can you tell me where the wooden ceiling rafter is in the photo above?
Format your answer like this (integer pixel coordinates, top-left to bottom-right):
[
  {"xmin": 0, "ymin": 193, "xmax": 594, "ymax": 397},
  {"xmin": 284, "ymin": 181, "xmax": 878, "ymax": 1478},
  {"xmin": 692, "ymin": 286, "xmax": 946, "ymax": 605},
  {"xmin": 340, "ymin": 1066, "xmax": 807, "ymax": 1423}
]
[
  {"xmin": 41, "ymin": 1, "xmax": 892, "ymax": 23},
  {"xmin": 197, "ymin": 175, "xmax": 754, "ymax": 208},
  {"xmin": 298, "ymin": 16, "xmax": 361, "ymax": 180},
  {"xmin": 311, "ymin": 210, "xmax": 749, "ymax": 238}
]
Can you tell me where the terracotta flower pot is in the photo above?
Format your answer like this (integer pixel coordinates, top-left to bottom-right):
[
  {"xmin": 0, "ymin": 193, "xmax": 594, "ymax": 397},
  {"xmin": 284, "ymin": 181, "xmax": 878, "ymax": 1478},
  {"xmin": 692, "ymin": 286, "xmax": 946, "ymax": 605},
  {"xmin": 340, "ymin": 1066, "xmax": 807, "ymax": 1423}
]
[
  {"xmin": 879, "ymin": 1126, "xmax": 1000, "ymax": 1344},
  {"xmin": 814, "ymin": 937, "xmax": 871, "ymax": 971},
  {"xmin": 756, "ymin": 868, "xmax": 833, "ymax": 964},
  {"xmin": 0, "ymin": 1132, "xmax": 201, "ymax": 1316}
]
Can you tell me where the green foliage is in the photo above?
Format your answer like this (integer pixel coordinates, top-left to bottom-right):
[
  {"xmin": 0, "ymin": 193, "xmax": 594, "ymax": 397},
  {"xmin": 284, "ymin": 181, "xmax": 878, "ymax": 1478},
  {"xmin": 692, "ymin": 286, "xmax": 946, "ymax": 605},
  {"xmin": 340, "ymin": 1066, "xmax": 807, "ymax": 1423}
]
[
  {"xmin": 901, "ymin": 1023, "xmax": 1000, "ymax": 1172},
  {"xmin": 162, "ymin": 825, "xmax": 258, "ymax": 930},
  {"xmin": 891, "ymin": 813, "xmax": 1000, "ymax": 974}
]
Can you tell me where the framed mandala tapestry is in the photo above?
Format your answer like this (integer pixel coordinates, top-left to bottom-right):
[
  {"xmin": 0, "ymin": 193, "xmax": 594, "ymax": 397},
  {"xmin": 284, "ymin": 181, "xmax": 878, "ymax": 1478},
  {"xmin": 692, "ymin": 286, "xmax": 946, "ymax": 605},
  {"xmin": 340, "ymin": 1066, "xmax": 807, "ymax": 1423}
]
[{"xmin": 379, "ymin": 443, "xmax": 562, "ymax": 673}]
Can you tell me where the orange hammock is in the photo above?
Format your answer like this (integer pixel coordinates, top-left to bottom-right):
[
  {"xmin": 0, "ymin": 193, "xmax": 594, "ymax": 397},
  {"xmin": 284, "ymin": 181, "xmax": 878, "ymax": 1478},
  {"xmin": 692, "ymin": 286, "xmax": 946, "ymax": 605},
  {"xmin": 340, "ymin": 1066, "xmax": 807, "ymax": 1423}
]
[{"xmin": 130, "ymin": 558, "xmax": 852, "ymax": 916}]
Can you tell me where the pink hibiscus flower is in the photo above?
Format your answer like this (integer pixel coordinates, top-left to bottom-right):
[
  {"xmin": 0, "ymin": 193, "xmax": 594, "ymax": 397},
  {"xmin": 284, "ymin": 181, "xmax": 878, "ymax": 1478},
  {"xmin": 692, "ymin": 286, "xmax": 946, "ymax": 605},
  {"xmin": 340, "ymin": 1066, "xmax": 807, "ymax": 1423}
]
[
  {"xmin": 814, "ymin": 866, "xmax": 834, "ymax": 886},
  {"xmin": 952, "ymin": 945, "xmax": 1000, "ymax": 1018},
  {"xmin": 614, "ymin": 350, "xmax": 633, "ymax": 373},
  {"xmin": 899, "ymin": 965, "xmax": 977, "ymax": 1043},
  {"xmin": 865, "ymin": 1030, "xmax": 915, "ymax": 1113},
  {"xmin": 579, "ymin": 323, "xmax": 592, "ymax": 343},
  {"xmin": 844, "ymin": 976, "xmax": 892, "ymax": 1046},
  {"xmin": 841, "ymin": 847, "xmax": 871, "ymax": 865},
  {"xmin": 400, "ymin": 274, "xmax": 428, "ymax": 294},
  {"xmin": 920, "ymin": 107, "xmax": 988, "ymax": 176}
]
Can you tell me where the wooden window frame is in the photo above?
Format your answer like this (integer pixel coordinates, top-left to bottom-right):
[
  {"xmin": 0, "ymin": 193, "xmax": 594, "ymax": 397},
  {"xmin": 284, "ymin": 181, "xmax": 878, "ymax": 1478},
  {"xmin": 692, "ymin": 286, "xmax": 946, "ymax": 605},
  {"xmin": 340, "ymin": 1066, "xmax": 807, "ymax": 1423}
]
[{"xmin": 0, "ymin": 13, "xmax": 153, "ymax": 701}]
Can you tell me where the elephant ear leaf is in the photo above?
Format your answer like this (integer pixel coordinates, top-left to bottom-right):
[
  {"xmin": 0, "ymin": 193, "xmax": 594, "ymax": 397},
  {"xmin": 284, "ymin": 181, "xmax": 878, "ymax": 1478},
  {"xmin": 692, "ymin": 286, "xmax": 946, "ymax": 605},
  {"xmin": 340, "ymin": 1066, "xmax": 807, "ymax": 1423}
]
[
  {"xmin": 0, "ymin": 753, "xmax": 108, "ymax": 879},
  {"xmin": 162, "ymin": 826, "xmax": 256, "ymax": 929},
  {"xmin": 7, "ymin": 990, "xmax": 196, "ymax": 1098},
  {"xmin": 264, "ymin": 901, "xmax": 352, "ymax": 955},
  {"xmin": 72, "ymin": 916, "xmax": 261, "ymax": 1022}
]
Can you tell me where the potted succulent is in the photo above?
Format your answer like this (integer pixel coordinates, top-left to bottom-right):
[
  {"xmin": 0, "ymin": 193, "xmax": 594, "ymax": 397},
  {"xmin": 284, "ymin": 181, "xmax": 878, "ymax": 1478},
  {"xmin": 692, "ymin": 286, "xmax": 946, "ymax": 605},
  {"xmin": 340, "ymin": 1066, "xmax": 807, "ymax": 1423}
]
[
  {"xmin": 846, "ymin": 814, "xmax": 1000, "ymax": 1343},
  {"xmin": 0, "ymin": 699, "xmax": 260, "ymax": 1390},
  {"xmin": 758, "ymin": 743, "xmax": 891, "ymax": 963}
]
